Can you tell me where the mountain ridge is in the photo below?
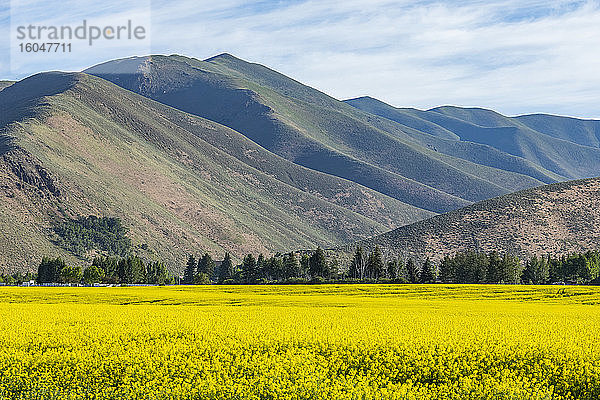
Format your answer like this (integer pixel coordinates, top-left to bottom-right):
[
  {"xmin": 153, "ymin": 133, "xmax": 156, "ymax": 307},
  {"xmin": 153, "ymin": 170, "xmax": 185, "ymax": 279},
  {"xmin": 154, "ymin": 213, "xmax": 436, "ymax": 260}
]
[
  {"xmin": 337, "ymin": 176, "xmax": 600, "ymax": 264},
  {"xmin": 86, "ymin": 54, "xmax": 564, "ymax": 214},
  {"xmin": 3, "ymin": 53, "xmax": 600, "ymax": 273},
  {"xmin": 345, "ymin": 96, "xmax": 600, "ymax": 179},
  {"xmin": 0, "ymin": 70, "xmax": 426, "ymax": 272}
]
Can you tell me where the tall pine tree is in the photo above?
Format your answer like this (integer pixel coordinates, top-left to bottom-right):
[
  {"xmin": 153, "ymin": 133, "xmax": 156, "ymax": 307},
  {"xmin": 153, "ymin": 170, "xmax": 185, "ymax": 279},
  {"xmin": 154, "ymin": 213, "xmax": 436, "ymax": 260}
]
[
  {"xmin": 419, "ymin": 257, "xmax": 435, "ymax": 283},
  {"xmin": 406, "ymin": 258, "xmax": 419, "ymax": 284},
  {"xmin": 349, "ymin": 246, "xmax": 365, "ymax": 280},
  {"xmin": 218, "ymin": 253, "xmax": 234, "ymax": 283},
  {"xmin": 309, "ymin": 247, "xmax": 328, "ymax": 279},
  {"xmin": 241, "ymin": 254, "xmax": 257, "ymax": 283},
  {"xmin": 183, "ymin": 255, "xmax": 196, "ymax": 284},
  {"xmin": 282, "ymin": 252, "xmax": 300, "ymax": 279},
  {"xmin": 197, "ymin": 253, "xmax": 215, "ymax": 281},
  {"xmin": 366, "ymin": 246, "xmax": 384, "ymax": 280}
]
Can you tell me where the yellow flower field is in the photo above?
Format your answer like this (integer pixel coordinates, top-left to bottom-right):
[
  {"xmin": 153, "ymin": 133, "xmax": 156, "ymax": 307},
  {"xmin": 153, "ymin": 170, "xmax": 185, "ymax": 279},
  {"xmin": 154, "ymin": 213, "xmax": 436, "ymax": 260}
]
[{"xmin": 1, "ymin": 285, "xmax": 600, "ymax": 399}]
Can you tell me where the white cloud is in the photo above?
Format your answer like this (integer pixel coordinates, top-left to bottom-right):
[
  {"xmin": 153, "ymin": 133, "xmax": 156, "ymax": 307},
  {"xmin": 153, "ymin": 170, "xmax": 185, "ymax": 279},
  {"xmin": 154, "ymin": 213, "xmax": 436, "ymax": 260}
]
[{"xmin": 2, "ymin": 0, "xmax": 600, "ymax": 118}]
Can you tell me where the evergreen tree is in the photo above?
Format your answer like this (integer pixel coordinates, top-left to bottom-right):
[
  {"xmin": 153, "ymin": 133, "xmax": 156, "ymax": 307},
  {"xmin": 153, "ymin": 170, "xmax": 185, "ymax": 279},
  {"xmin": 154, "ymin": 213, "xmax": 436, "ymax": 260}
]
[
  {"xmin": 309, "ymin": 247, "xmax": 328, "ymax": 279},
  {"xmin": 396, "ymin": 258, "xmax": 409, "ymax": 282},
  {"xmin": 438, "ymin": 255, "xmax": 455, "ymax": 283},
  {"xmin": 268, "ymin": 256, "xmax": 284, "ymax": 281},
  {"xmin": 454, "ymin": 251, "xmax": 488, "ymax": 283},
  {"xmin": 183, "ymin": 255, "xmax": 196, "ymax": 284},
  {"xmin": 499, "ymin": 254, "xmax": 522, "ymax": 284},
  {"xmin": 118, "ymin": 255, "xmax": 146, "ymax": 284},
  {"xmin": 37, "ymin": 257, "xmax": 65, "ymax": 283},
  {"xmin": 406, "ymin": 258, "xmax": 419, "ymax": 283},
  {"xmin": 419, "ymin": 257, "xmax": 436, "ymax": 283},
  {"xmin": 256, "ymin": 254, "xmax": 267, "ymax": 280},
  {"xmin": 525, "ymin": 255, "xmax": 549, "ymax": 284},
  {"xmin": 548, "ymin": 254, "xmax": 562, "ymax": 283},
  {"xmin": 93, "ymin": 256, "xmax": 119, "ymax": 283},
  {"xmin": 300, "ymin": 254, "xmax": 310, "ymax": 279},
  {"xmin": 282, "ymin": 252, "xmax": 300, "ymax": 279},
  {"xmin": 486, "ymin": 251, "xmax": 502, "ymax": 283},
  {"xmin": 241, "ymin": 254, "xmax": 258, "ymax": 283},
  {"xmin": 218, "ymin": 253, "xmax": 234, "ymax": 283},
  {"xmin": 37, "ymin": 256, "xmax": 50, "ymax": 283},
  {"xmin": 197, "ymin": 253, "xmax": 215, "ymax": 280},
  {"xmin": 387, "ymin": 258, "xmax": 398, "ymax": 280},
  {"xmin": 366, "ymin": 246, "xmax": 385, "ymax": 280},
  {"xmin": 146, "ymin": 261, "xmax": 169, "ymax": 285}
]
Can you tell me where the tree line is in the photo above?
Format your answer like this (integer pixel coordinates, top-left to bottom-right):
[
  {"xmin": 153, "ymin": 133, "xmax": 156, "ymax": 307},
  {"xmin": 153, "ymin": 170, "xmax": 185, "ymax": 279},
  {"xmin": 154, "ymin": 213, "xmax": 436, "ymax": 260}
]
[
  {"xmin": 53, "ymin": 216, "xmax": 132, "ymax": 257},
  {"xmin": 6, "ymin": 247, "xmax": 600, "ymax": 286},
  {"xmin": 0, "ymin": 271, "xmax": 36, "ymax": 285},
  {"xmin": 36, "ymin": 255, "xmax": 175, "ymax": 285},
  {"xmin": 182, "ymin": 247, "xmax": 600, "ymax": 285}
]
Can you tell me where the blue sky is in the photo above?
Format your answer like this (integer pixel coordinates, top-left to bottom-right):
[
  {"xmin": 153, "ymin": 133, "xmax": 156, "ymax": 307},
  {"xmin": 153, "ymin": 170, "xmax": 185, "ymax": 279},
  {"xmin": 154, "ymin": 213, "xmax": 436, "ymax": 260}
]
[{"xmin": 2, "ymin": 0, "xmax": 600, "ymax": 118}]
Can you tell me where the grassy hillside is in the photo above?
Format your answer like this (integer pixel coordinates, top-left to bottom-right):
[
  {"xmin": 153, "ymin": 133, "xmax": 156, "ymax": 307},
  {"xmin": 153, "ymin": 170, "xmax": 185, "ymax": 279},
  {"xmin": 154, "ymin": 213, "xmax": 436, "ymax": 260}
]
[
  {"xmin": 0, "ymin": 81, "xmax": 14, "ymax": 91},
  {"xmin": 6, "ymin": 54, "xmax": 600, "ymax": 272},
  {"xmin": 338, "ymin": 177, "xmax": 600, "ymax": 263},
  {"xmin": 515, "ymin": 113, "xmax": 600, "ymax": 148},
  {"xmin": 347, "ymin": 97, "xmax": 600, "ymax": 179},
  {"xmin": 0, "ymin": 72, "xmax": 427, "ymax": 273},
  {"xmin": 87, "ymin": 54, "xmax": 555, "ymax": 214}
]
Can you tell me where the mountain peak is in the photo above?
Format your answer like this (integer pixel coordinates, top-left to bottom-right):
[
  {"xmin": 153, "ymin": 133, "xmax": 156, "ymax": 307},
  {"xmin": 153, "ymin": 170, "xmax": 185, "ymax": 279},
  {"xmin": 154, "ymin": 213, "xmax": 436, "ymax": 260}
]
[
  {"xmin": 345, "ymin": 96, "xmax": 377, "ymax": 102},
  {"xmin": 344, "ymin": 96, "xmax": 391, "ymax": 107},
  {"xmin": 204, "ymin": 53, "xmax": 242, "ymax": 63},
  {"xmin": 1, "ymin": 71, "xmax": 81, "ymax": 100},
  {"xmin": 84, "ymin": 56, "xmax": 152, "ymax": 75},
  {"xmin": 429, "ymin": 105, "xmax": 499, "ymax": 114}
]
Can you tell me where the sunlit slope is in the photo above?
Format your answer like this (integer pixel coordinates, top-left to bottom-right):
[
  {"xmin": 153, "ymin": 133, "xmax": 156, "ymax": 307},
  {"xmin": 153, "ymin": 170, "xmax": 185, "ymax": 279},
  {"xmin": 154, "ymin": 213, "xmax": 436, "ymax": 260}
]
[
  {"xmin": 340, "ymin": 177, "xmax": 600, "ymax": 263},
  {"xmin": 0, "ymin": 81, "xmax": 14, "ymax": 91},
  {"xmin": 0, "ymin": 72, "xmax": 427, "ymax": 272}
]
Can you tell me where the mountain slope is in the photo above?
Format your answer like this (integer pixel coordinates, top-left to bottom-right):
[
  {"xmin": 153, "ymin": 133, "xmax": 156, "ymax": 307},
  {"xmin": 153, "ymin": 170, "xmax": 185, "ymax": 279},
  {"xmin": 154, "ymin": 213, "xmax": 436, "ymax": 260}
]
[
  {"xmin": 515, "ymin": 113, "xmax": 600, "ymax": 148},
  {"xmin": 0, "ymin": 72, "xmax": 428, "ymax": 272},
  {"xmin": 86, "ymin": 54, "xmax": 556, "ymax": 214},
  {"xmin": 339, "ymin": 177, "xmax": 600, "ymax": 263},
  {"xmin": 346, "ymin": 97, "xmax": 600, "ymax": 180},
  {"xmin": 0, "ymin": 81, "xmax": 14, "ymax": 91}
]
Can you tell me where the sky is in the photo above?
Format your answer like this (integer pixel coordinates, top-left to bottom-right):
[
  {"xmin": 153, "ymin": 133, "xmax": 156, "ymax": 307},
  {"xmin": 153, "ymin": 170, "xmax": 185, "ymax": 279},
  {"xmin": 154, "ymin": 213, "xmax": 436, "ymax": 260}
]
[{"xmin": 1, "ymin": 0, "xmax": 600, "ymax": 118}]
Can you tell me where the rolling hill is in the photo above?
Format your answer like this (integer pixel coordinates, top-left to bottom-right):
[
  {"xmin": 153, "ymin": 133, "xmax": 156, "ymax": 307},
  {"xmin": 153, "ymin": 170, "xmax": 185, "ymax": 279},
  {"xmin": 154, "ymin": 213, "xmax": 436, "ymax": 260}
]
[
  {"xmin": 0, "ymin": 81, "xmax": 14, "ymax": 91},
  {"xmin": 0, "ymin": 71, "xmax": 427, "ymax": 273},
  {"xmin": 4, "ymin": 53, "xmax": 600, "ymax": 273},
  {"xmin": 339, "ymin": 177, "xmax": 600, "ymax": 264},
  {"xmin": 345, "ymin": 96, "xmax": 600, "ymax": 179},
  {"xmin": 87, "ymin": 54, "xmax": 566, "ymax": 215}
]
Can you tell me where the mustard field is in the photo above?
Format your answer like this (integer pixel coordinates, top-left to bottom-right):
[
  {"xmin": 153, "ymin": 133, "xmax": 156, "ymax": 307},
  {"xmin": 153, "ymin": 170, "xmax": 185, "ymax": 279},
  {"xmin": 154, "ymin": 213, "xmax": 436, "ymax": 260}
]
[{"xmin": 1, "ymin": 285, "xmax": 600, "ymax": 399}]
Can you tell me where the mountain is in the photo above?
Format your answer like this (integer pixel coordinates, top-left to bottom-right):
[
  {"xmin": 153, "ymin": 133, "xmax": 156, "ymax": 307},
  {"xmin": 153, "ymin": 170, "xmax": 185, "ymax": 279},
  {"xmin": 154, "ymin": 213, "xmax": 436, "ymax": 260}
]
[
  {"xmin": 338, "ymin": 177, "xmax": 600, "ymax": 264},
  {"xmin": 86, "ymin": 54, "xmax": 561, "ymax": 215},
  {"xmin": 0, "ymin": 81, "xmax": 14, "ymax": 91},
  {"xmin": 4, "ymin": 53, "xmax": 600, "ymax": 272},
  {"xmin": 0, "ymin": 72, "xmax": 427, "ymax": 272},
  {"xmin": 345, "ymin": 97, "xmax": 600, "ymax": 179}
]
